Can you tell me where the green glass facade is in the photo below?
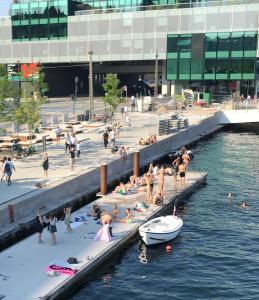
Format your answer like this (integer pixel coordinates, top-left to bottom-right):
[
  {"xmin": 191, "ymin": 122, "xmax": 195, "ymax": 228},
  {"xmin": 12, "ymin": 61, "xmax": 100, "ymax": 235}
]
[
  {"xmin": 167, "ymin": 32, "xmax": 258, "ymax": 81},
  {"xmin": 11, "ymin": 0, "xmax": 68, "ymax": 41}
]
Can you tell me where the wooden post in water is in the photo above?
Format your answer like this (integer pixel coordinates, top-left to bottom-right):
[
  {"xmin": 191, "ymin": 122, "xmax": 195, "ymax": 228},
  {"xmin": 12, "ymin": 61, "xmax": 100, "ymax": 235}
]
[
  {"xmin": 133, "ymin": 151, "xmax": 140, "ymax": 177},
  {"xmin": 100, "ymin": 164, "xmax": 107, "ymax": 195}
]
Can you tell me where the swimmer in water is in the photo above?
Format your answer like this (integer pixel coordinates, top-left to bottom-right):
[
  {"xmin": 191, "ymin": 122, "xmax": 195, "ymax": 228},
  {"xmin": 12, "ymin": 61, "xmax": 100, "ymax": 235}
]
[
  {"xmin": 240, "ymin": 202, "xmax": 248, "ymax": 209},
  {"xmin": 227, "ymin": 192, "xmax": 233, "ymax": 198}
]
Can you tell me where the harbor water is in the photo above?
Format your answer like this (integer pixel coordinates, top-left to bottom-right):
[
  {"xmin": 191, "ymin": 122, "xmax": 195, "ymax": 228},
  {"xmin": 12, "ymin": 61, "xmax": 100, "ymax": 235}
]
[{"xmin": 66, "ymin": 129, "xmax": 259, "ymax": 300}]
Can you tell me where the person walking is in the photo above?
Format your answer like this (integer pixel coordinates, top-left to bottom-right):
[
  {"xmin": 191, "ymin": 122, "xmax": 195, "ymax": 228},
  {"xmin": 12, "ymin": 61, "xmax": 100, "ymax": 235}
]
[
  {"xmin": 69, "ymin": 145, "xmax": 76, "ymax": 171},
  {"xmin": 42, "ymin": 152, "xmax": 49, "ymax": 181},
  {"xmin": 109, "ymin": 129, "xmax": 116, "ymax": 145},
  {"xmin": 1, "ymin": 156, "xmax": 7, "ymax": 182},
  {"xmin": 65, "ymin": 133, "xmax": 71, "ymax": 153},
  {"xmin": 47, "ymin": 214, "xmax": 57, "ymax": 245},
  {"xmin": 55, "ymin": 126, "xmax": 62, "ymax": 144},
  {"xmin": 5, "ymin": 158, "xmax": 15, "ymax": 186},
  {"xmin": 115, "ymin": 122, "xmax": 120, "ymax": 138},
  {"xmin": 103, "ymin": 131, "xmax": 109, "ymax": 149}
]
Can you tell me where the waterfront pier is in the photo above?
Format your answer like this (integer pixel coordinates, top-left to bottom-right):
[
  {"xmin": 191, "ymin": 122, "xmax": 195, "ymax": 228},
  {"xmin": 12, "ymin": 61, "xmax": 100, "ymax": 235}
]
[{"xmin": 0, "ymin": 171, "xmax": 207, "ymax": 300}]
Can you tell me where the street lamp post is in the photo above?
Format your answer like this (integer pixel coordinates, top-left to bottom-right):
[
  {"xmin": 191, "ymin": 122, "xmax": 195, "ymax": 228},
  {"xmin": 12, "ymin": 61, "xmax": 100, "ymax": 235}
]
[
  {"xmin": 154, "ymin": 52, "xmax": 159, "ymax": 110},
  {"xmin": 88, "ymin": 47, "xmax": 94, "ymax": 122}
]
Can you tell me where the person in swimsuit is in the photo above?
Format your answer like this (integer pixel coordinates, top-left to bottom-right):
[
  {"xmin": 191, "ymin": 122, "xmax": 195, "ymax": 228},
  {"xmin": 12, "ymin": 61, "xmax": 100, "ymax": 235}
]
[
  {"xmin": 145, "ymin": 173, "xmax": 153, "ymax": 203},
  {"xmin": 172, "ymin": 156, "xmax": 180, "ymax": 181},
  {"xmin": 157, "ymin": 167, "xmax": 165, "ymax": 194},
  {"xmin": 118, "ymin": 208, "xmax": 133, "ymax": 223},
  {"xmin": 112, "ymin": 204, "xmax": 119, "ymax": 218},
  {"xmin": 64, "ymin": 206, "xmax": 72, "ymax": 232},
  {"xmin": 113, "ymin": 182, "xmax": 127, "ymax": 195},
  {"xmin": 178, "ymin": 162, "xmax": 186, "ymax": 185},
  {"xmin": 182, "ymin": 150, "xmax": 191, "ymax": 172}
]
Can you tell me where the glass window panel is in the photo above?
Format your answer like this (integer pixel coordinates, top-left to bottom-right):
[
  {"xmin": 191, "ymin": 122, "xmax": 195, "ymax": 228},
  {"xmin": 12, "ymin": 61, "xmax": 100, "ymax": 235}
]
[
  {"xmin": 218, "ymin": 33, "xmax": 230, "ymax": 51},
  {"xmin": 167, "ymin": 35, "xmax": 178, "ymax": 53},
  {"xmin": 230, "ymin": 58, "xmax": 242, "ymax": 80},
  {"xmin": 231, "ymin": 32, "xmax": 244, "ymax": 57},
  {"xmin": 244, "ymin": 32, "xmax": 257, "ymax": 52},
  {"xmin": 179, "ymin": 58, "xmax": 190, "ymax": 80},
  {"xmin": 191, "ymin": 59, "xmax": 202, "ymax": 80},
  {"xmin": 216, "ymin": 58, "xmax": 229, "ymax": 80},
  {"xmin": 242, "ymin": 59, "xmax": 255, "ymax": 77},
  {"xmin": 177, "ymin": 34, "xmax": 191, "ymax": 52},
  {"xmin": 205, "ymin": 33, "xmax": 217, "ymax": 52},
  {"xmin": 204, "ymin": 59, "xmax": 216, "ymax": 79},
  {"xmin": 167, "ymin": 59, "xmax": 177, "ymax": 74}
]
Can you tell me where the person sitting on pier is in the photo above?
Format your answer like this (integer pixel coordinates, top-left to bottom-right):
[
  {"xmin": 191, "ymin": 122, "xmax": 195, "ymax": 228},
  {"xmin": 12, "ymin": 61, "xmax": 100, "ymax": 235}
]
[
  {"xmin": 139, "ymin": 137, "xmax": 146, "ymax": 146},
  {"xmin": 130, "ymin": 174, "xmax": 139, "ymax": 186},
  {"xmin": 117, "ymin": 208, "xmax": 133, "ymax": 224},
  {"xmin": 90, "ymin": 204, "xmax": 102, "ymax": 220},
  {"xmin": 112, "ymin": 182, "xmax": 128, "ymax": 196},
  {"xmin": 150, "ymin": 134, "xmax": 157, "ymax": 144},
  {"xmin": 112, "ymin": 204, "xmax": 119, "ymax": 218},
  {"xmin": 153, "ymin": 192, "xmax": 164, "ymax": 206}
]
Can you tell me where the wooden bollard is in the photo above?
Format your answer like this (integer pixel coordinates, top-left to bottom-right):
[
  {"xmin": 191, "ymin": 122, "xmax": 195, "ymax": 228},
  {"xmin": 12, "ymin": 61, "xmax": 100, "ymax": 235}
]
[
  {"xmin": 133, "ymin": 151, "xmax": 140, "ymax": 177},
  {"xmin": 8, "ymin": 205, "xmax": 15, "ymax": 224},
  {"xmin": 100, "ymin": 164, "xmax": 107, "ymax": 195}
]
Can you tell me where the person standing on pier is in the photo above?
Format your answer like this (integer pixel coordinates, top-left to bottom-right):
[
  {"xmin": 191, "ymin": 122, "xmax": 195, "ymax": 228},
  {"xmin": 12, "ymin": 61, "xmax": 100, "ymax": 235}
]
[
  {"xmin": 47, "ymin": 214, "xmax": 57, "ymax": 245},
  {"xmin": 182, "ymin": 150, "xmax": 190, "ymax": 171},
  {"xmin": 157, "ymin": 167, "xmax": 165, "ymax": 194},
  {"xmin": 64, "ymin": 206, "xmax": 72, "ymax": 232},
  {"xmin": 178, "ymin": 162, "xmax": 186, "ymax": 185},
  {"xmin": 172, "ymin": 156, "xmax": 180, "ymax": 181},
  {"xmin": 35, "ymin": 211, "xmax": 45, "ymax": 243},
  {"xmin": 145, "ymin": 173, "xmax": 153, "ymax": 203}
]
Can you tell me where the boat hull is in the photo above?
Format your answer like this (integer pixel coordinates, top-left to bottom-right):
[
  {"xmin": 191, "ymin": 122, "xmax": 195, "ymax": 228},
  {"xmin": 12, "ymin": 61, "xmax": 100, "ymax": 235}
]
[
  {"xmin": 139, "ymin": 227, "xmax": 182, "ymax": 246},
  {"xmin": 139, "ymin": 216, "xmax": 183, "ymax": 246}
]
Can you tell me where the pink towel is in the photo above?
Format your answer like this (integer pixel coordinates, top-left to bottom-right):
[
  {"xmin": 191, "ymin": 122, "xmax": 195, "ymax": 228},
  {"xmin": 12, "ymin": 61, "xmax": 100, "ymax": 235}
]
[{"xmin": 95, "ymin": 224, "xmax": 112, "ymax": 242}]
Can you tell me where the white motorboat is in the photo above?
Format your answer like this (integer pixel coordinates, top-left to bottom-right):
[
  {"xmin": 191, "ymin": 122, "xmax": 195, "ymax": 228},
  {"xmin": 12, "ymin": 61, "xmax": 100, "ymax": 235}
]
[{"xmin": 139, "ymin": 215, "xmax": 183, "ymax": 246}]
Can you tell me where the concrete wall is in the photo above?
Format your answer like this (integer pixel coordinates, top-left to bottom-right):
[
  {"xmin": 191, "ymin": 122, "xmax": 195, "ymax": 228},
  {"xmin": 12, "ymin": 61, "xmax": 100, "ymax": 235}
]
[
  {"xmin": 217, "ymin": 109, "xmax": 259, "ymax": 124},
  {"xmin": 0, "ymin": 114, "xmax": 221, "ymax": 227}
]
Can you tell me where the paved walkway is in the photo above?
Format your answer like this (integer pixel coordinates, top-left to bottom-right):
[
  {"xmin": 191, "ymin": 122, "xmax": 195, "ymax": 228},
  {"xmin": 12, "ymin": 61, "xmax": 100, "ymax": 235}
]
[{"xmin": 0, "ymin": 109, "xmax": 213, "ymax": 205}]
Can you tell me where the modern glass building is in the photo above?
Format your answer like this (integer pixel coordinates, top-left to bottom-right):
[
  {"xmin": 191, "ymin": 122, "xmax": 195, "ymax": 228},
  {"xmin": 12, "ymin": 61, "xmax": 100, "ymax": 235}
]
[{"xmin": 0, "ymin": 0, "xmax": 258, "ymax": 97}]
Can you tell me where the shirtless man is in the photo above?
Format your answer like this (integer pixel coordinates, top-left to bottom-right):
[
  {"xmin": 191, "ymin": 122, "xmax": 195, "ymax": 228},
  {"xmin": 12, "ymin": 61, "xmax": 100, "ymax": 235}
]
[
  {"xmin": 182, "ymin": 150, "xmax": 191, "ymax": 170},
  {"xmin": 178, "ymin": 162, "xmax": 186, "ymax": 184}
]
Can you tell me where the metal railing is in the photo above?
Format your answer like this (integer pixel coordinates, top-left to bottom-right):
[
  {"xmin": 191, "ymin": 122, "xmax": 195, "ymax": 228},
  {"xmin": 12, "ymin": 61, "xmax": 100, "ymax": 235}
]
[{"xmin": 75, "ymin": 0, "xmax": 258, "ymax": 16}]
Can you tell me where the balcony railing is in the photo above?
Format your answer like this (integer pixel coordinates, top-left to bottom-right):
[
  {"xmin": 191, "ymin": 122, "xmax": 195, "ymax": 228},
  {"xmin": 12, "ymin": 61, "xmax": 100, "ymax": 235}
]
[{"xmin": 74, "ymin": 0, "xmax": 258, "ymax": 16}]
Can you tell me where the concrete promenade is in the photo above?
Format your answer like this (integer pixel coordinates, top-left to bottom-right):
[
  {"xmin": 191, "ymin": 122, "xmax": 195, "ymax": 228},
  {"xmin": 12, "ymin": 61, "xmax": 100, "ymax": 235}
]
[
  {"xmin": 0, "ymin": 172, "xmax": 207, "ymax": 300},
  {"xmin": 0, "ymin": 109, "xmax": 212, "ymax": 205}
]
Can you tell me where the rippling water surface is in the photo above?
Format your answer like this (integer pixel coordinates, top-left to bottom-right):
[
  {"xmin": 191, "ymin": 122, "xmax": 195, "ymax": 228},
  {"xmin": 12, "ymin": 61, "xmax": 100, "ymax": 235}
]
[{"xmin": 67, "ymin": 130, "xmax": 259, "ymax": 300}]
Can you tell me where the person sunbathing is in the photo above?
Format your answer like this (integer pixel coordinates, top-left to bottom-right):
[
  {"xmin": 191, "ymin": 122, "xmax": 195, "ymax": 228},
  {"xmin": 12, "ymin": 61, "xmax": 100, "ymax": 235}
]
[
  {"xmin": 139, "ymin": 137, "xmax": 146, "ymax": 146},
  {"xmin": 112, "ymin": 204, "xmax": 119, "ymax": 218},
  {"xmin": 117, "ymin": 208, "xmax": 133, "ymax": 224},
  {"xmin": 113, "ymin": 182, "xmax": 127, "ymax": 195},
  {"xmin": 89, "ymin": 204, "xmax": 102, "ymax": 220},
  {"xmin": 150, "ymin": 135, "xmax": 157, "ymax": 143},
  {"xmin": 130, "ymin": 174, "xmax": 138, "ymax": 186}
]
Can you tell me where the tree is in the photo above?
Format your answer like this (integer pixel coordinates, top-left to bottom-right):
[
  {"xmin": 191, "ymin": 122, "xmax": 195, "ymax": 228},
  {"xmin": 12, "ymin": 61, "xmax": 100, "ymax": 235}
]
[
  {"xmin": 102, "ymin": 73, "xmax": 124, "ymax": 114},
  {"xmin": 14, "ymin": 96, "xmax": 41, "ymax": 131},
  {"xmin": 0, "ymin": 65, "xmax": 19, "ymax": 115}
]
